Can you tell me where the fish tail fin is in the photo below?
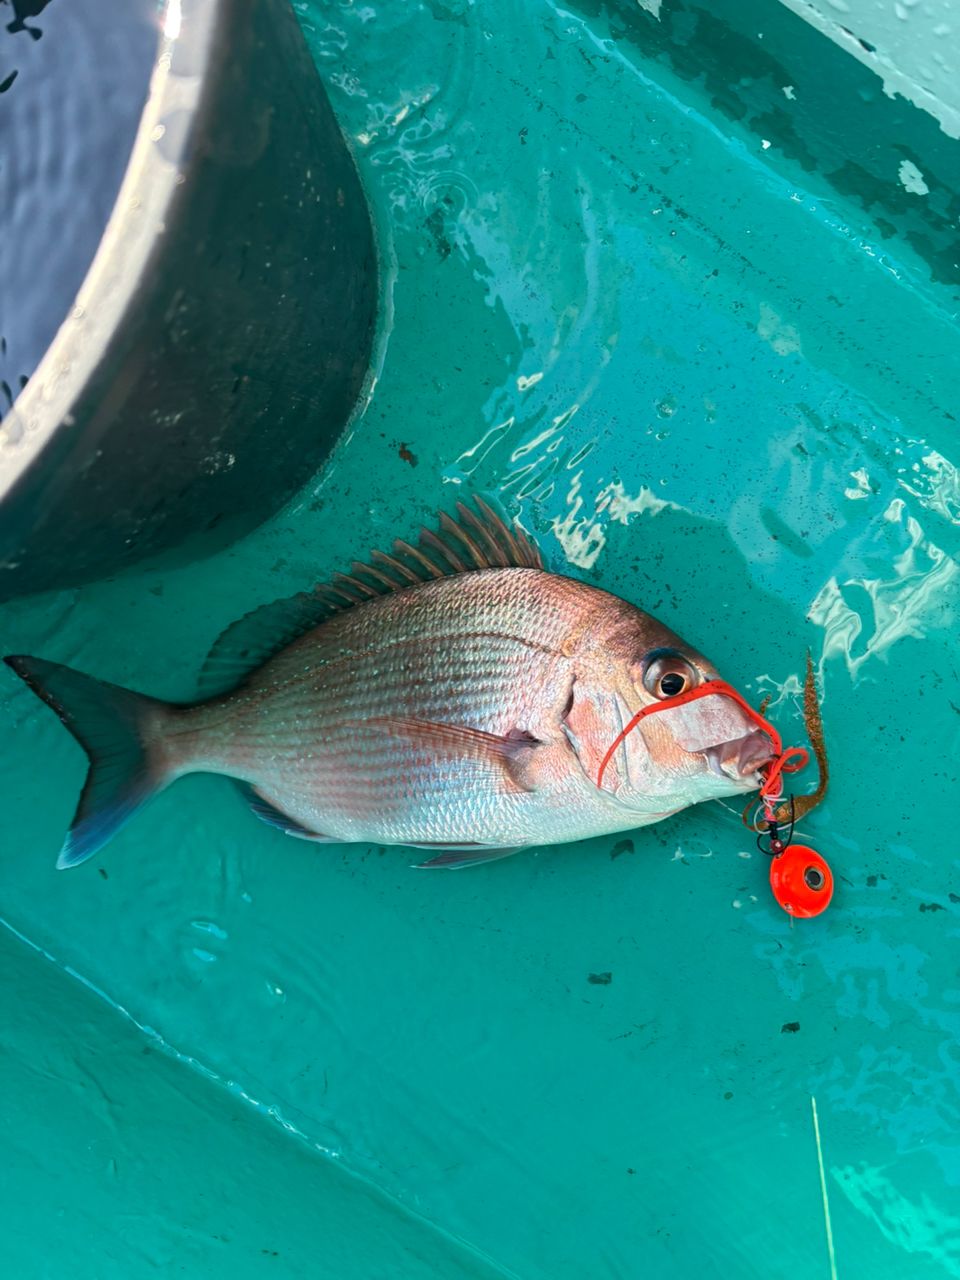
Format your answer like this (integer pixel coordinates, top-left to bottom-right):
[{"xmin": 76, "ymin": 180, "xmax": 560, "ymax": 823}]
[{"xmin": 4, "ymin": 655, "xmax": 171, "ymax": 869}]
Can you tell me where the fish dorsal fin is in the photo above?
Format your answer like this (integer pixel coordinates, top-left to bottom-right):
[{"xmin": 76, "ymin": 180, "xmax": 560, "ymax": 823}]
[
  {"xmin": 198, "ymin": 498, "xmax": 544, "ymax": 697},
  {"xmin": 198, "ymin": 590, "xmax": 343, "ymax": 697}
]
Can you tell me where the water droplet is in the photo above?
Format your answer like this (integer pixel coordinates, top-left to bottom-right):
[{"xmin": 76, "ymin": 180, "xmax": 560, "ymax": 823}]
[{"xmin": 191, "ymin": 919, "xmax": 228, "ymax": 939}]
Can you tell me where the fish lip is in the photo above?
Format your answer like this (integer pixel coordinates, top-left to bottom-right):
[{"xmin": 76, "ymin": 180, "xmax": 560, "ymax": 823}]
[{"xmin": 705, "ymin": 730, "xmax": 776, "ymax": 783}]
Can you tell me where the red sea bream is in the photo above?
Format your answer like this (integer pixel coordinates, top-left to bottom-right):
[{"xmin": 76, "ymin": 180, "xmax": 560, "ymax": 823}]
[{"xmin": 5, "ymin": 501, "xmax": 775, "ymax": 869}]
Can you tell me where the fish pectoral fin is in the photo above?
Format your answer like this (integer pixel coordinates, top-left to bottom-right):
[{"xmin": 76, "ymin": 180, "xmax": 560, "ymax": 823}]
[
  {"xmin": 371, "ymin": 717, "xmax": 542, "ymax": 794},
  {"xmin": 238, "ymin": 783, "xmax": 338, "ymax": 842},
  {"xmin": 410, "ymin": 842, "xmax": 524, "ymax": 869}
]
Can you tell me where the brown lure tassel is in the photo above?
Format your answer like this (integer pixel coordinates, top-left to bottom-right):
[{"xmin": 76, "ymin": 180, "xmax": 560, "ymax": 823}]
[
  {"xmin": 743, "ymin": 651, "xmax": 828, "ymax": 828},
  {"xmin": 783, "ymin": 651, "xmax": 829, "ymax": 822}
]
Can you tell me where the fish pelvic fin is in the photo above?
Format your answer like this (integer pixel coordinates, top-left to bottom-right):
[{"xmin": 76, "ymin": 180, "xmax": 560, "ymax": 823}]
[
  {"xmin": 4, "ymin": 655, "xmax": 171, "ymax": 869},
  {"xmin": 411, "ymin": 843, "xmax": 524, "ymax": 869}
]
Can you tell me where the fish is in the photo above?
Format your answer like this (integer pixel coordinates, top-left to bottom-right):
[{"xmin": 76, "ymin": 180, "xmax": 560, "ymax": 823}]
[{"xmin": 4, "ymin": 499, "xmax": 777, "ymax": 870}]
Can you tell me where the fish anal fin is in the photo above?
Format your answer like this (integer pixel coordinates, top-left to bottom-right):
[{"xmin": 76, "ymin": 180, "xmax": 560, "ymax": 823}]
[
  {"xmin": 372, "ymin": 717, "xmax": 542, "ymax": 794},
  {"xmin": 238, "ymin": 783, "xmax": 337, "ymax": 842}
]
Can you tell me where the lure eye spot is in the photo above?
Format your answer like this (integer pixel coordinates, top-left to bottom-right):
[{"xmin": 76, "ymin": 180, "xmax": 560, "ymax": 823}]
[{"xmin": 804, "ymin": 865, "xmax": 825, "ymax": 891}]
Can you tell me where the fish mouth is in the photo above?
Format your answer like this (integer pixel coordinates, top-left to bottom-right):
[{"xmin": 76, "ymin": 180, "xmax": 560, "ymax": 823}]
[{"xmin": 704, "ymin": 730, "xmax": 776, "ymax": 785}]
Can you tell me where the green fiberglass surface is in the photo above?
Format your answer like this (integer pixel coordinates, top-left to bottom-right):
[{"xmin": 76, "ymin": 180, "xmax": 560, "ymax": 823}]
[
  {"xmin": 0, "ymin": 923, "xmax": 500, "ymax": 1280},
  {"xmin": 2, "ymin": 1, "xmax": 959, "ymax": 1277}
]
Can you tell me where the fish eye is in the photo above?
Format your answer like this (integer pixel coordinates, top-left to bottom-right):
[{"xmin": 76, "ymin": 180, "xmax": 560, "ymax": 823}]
[{"xmin": 641, "ymin": 650, "xmax": 699, "ymax": 701}]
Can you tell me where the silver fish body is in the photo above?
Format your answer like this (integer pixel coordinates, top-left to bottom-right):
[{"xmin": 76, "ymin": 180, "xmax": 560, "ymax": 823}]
[{"xmin": 5, "ymin": 503, "xmax": 774, "ymax": 868}]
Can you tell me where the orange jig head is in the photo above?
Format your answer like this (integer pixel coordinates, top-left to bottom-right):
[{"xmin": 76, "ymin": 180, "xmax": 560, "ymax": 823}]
[{"xmin": 769, "ymin": 844, "xmax": 833, "ymax": 918}]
